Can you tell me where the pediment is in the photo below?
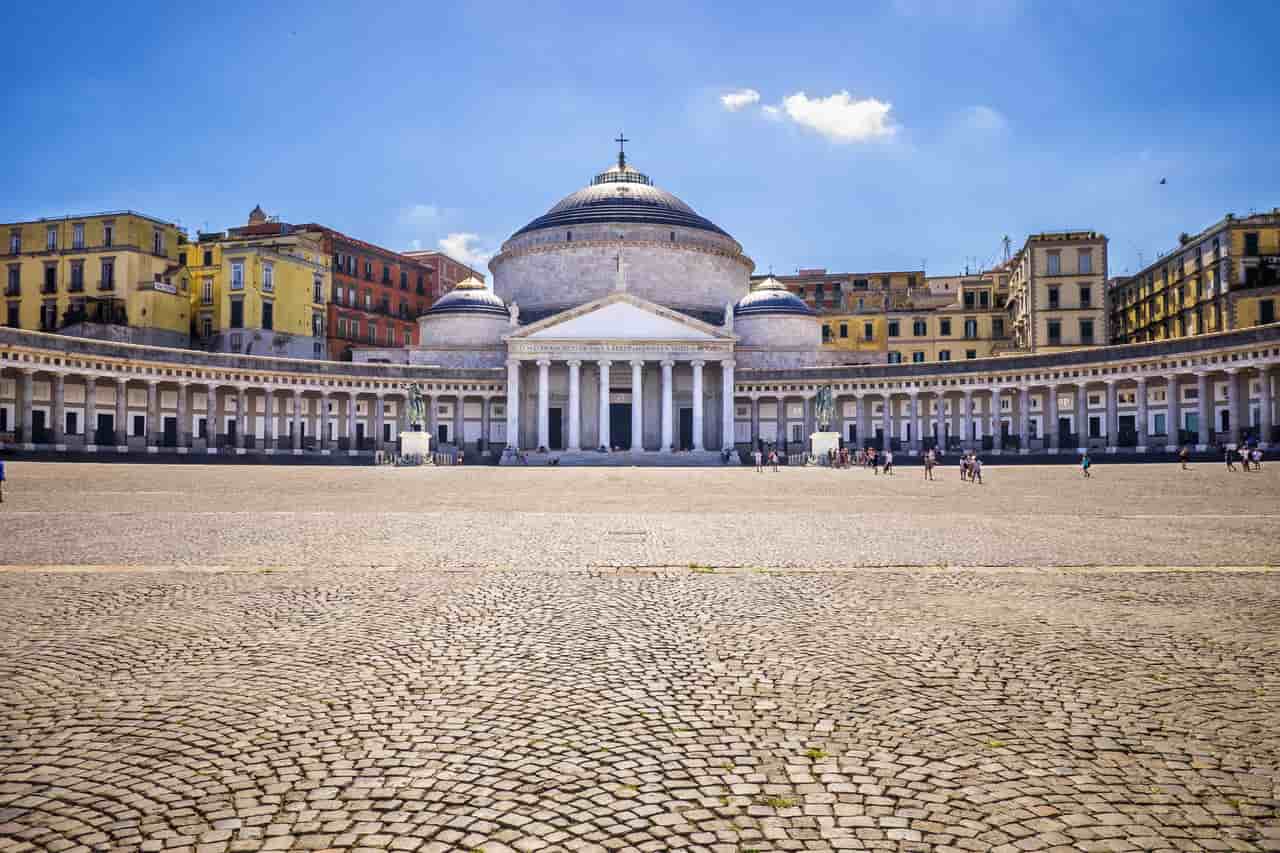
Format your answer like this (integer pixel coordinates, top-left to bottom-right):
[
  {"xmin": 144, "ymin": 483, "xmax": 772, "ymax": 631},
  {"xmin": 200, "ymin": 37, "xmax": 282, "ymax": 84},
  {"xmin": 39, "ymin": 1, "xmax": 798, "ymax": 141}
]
[{"xmin": 507, "ymin": 293, "xmax": 731, "ymax": 342}]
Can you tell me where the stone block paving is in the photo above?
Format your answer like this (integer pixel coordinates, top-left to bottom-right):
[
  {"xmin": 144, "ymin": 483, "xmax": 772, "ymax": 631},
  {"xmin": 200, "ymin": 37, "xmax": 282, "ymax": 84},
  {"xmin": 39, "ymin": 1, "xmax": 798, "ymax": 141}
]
[{"xmin": 0, "ymin": 566, "xmax": 1278, "ymax": 852}]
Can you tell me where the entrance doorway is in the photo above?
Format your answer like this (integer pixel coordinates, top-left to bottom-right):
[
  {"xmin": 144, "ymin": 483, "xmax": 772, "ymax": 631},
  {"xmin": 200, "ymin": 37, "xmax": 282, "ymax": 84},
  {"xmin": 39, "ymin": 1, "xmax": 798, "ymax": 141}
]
[
  {"xmin": 163, "ymin": 416, "xmax": 178, "ymax": 447},
  {"xmin": 548, "ymin": 407, "xmax": 563, "ymax": 450},
  {"xmin": 609, "ymin": 403, "xmax": 631, "ymax": 450},
  {"xmin": 679, "ymin": 408, "xmax": 693, "ymax": 450},
  {"xmin": 95, "ymin": 413, "xmax": 114, "ymax": 445},
  {"xmin": 32, "ymin": 410, "xmax": 47, "ymax": 443}
]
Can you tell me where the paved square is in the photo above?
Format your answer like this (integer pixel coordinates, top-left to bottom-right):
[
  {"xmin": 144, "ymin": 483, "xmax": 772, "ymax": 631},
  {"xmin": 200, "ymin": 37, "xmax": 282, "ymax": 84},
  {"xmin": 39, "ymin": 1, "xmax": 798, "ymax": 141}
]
[{"xmin": 0, "ymin": 462, "xmax": 1278, "ymax": 852}]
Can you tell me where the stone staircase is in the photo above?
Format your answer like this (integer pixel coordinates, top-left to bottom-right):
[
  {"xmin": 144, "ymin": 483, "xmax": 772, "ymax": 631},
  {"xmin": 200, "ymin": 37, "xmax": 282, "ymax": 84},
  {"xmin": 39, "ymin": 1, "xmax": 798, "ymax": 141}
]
[{"xmin": 500, "ymin": 449, "xmax": 737, "ymax": 467}]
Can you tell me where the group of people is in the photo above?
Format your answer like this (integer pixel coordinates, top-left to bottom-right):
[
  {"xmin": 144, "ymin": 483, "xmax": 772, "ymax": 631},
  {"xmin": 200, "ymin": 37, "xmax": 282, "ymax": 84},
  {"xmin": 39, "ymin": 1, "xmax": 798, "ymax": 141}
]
[
  {"xmin": 956, "ymin": 451, "xmax": 984, "ymax": 484},
  {"xmin": 752, "ymin": 445, "xmax": 781, "ymax": 472},
  {"xmin": 1224, "ymin": 444, "xmax": 1264, "ymax": 472}
]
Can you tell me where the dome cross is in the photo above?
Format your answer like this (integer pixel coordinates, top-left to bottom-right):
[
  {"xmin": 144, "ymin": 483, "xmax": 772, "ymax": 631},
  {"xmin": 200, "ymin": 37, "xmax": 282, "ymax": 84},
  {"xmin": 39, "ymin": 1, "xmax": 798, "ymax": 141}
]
[{"xmin": 615, "ymin": 133, "xmax": 629, "ymax": 168}]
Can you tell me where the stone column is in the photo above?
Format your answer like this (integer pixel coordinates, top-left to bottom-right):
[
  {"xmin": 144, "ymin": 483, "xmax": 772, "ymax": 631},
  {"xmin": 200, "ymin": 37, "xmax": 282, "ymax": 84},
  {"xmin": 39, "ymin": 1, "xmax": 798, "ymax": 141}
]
[
  {"xmin": 691, "ymin": 360, "xmax": 705, "ymax": 451},
  {"xmin": 721, "ymin": 360, "xmax": 735, "ymax": 451},
  {"xmin": 205, "ymin": 385, "xmax": 216, "ymax": 450},
  {"xmin": 176, "ymin": 383, "xmax": 189, "ymax": 449},
  {"xmin": 480, "ymin": 395, "xmax": 490, "ymax": 451},
  {"xmin": 630, "ymin": 360, "xmax": 644, "ymax": 452},
  {"xmin": 146, "ymin": 381, "xmax": 159, "ymax": 450},
  {"xmin": 1135, "ymin": 377, "xmax": 1148, "ymax": 452},
  {"xmin": 506, "ymin": 359, "xmax": 521, "ymax": 450},
  {"xmin": 374, "ymin": 393, "xmax": 386, "ymax": 450},
  {"xmin": 1104, "ymin": 379, "xmax": 1118, "ymax": 452},
  {"xmin": 660, "ymin": 359, "xmax": 674, "ymax": 452},
  {"xmin": 1229, "ymin": 368, "xmax": 1246, "ymax": 446},
  {"xmin": 346, "ymin": 392, "xmax": 357, "ymax": 452},
  {"xmin": 908, "ymin": 391, "xmax": 920, "ymax": 454},
  {"xmin": 292, "ymin": 391, "xmax": 303, "ymax": 451},
  {"xmin": 962, "ymin": 390, "xmax": 974, "ymax": 449},
  {"xmin": 263, "ymin": 389, "xmax": 275, "ymax": 451},
  {"xmin": 1197, "ymin": 372, "xmax": 1211, "ymax": 449},
  {"xmin": 14, "ymin": 370, "xmax": 32, "ymax": 445},
  {"xmin": 1018, "ymin": 386, "xmax": 1030, "ymax": 453},
  {"xmin": 1165, "ymin": 373, "xmax": 1180, "ymax": 450},
  {"xmin": 991, "ymin": 389, "xmax": 1003, "ymax": 452},
  {"xmin": 597, "ymin": 360, "xmax": 611, "ymax": 451},
  {"xmin": 235, "ymin": 387, "xmax": 248, "ymax": 450},
  {"xmin": 51, "ymin": 373, "xmax": 65, "ymax": 447},
  {"xmin": 114, "ymin": 378, "xmax": 128, "ymax": 447},
  {"xmin": 319, "ymin": 392, "xmax": 331, "ymax": 451},
  {"xmin": 1260, "ymin": 366, "xmax": 1274, "ymax": 448},
  {"xmin": 536, "ymin": 359, "xmax": 551, "ymax": 451},
  {"xmin": 776, "ymin": 395, "xmax": 786, "ymax": 450},
  {"xmin": 453, "ymin": 394, "xmax": 464, "ymax": 450},
  {"xmin": 1076, "ymin": 383, "xmax": 1089, "ymax": 451},
  {"xmin": 1045, "ymin": 384, "xmax": 1059, "ymax": 451},
  {"xmin": 934, "ymin": 391, "xmax": 946, "ymax": 451},
  {"xmin": 426, "ymin": 393, "xmax": 438, "ymax": 447},
  {"xmin": 85, "ymin": 376, "xmax": 99, "ymax": 449},
  {"xmin": 567, "ymin": 360, "xmax": 582, "ymax": 451},
  {"xmin": 750, "ymin": 395, "xmax": 761, "ymax": 448},
  {"xmin": 882, "ymin": 393, "xmax": 893, "ymax": 450}
]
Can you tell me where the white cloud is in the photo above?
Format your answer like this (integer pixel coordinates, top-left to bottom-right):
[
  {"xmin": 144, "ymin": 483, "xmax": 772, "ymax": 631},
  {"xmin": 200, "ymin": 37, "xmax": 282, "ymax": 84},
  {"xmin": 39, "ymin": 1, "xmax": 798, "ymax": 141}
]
[
  {"xmin": 962, "ymin": 105, "xmax": 1007, "ymax": 132},
  {"xmin": 409, "ymin": 238, "xmax": 422, "ymax": 251},
  {"xmin": 761, "ymin": 104, "xmax": 782, "ymax": 120},
  {"xmin": 438, "ymin": 233, "xmax": 492, "ymax": 268},
  {"xmin": 774, "ymin": 91, "xmax": 897, "ymax": 143},
  {"xmin": 720, "ymin": 88, "xmax": 761, "ymax": 112},
  {"xmin": 399, "ymin": 204, "xmax": 443, "ymax": 227}
]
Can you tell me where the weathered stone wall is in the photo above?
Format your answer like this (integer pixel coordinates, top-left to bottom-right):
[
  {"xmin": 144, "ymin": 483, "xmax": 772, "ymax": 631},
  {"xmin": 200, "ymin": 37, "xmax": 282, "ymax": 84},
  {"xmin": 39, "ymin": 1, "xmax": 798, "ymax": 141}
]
[{"xmin": 417, "ymin": 313, "xmax": 510, "ymax": 348}]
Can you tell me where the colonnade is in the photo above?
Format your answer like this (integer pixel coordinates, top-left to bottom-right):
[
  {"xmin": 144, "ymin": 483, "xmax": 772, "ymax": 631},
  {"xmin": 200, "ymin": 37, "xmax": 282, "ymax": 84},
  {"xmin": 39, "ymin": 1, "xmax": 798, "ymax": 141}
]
[
  {"xmin": 506, "ymin": 356, "xmax": 734, "ymax": 452},
  {"xmin": 741, "ymin": 362, "xmax": 1276, "ymax": 454}
]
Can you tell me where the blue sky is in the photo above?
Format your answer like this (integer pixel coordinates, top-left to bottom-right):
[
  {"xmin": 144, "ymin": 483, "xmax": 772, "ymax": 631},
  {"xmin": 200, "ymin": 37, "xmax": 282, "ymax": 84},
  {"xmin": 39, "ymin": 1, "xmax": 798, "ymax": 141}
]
[{"xmin": 3, "ymin": 0, "xmax": 1278, "ymax": 279}]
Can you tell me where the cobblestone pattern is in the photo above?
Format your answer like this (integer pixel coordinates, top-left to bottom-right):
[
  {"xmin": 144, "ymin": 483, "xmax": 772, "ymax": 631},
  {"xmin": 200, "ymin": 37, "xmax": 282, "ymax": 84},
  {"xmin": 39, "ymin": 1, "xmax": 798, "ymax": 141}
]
[{"xmin": 1, "ymin": 567, "xmax": 1278, "ymax": 852}]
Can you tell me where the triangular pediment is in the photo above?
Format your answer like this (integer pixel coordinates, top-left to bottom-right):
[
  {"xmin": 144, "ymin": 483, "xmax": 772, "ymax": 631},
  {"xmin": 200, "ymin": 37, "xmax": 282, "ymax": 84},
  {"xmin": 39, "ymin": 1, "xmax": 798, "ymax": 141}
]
[{"xmin": 506, "ymin": 292, "xmax": 732, "ymax": 341}]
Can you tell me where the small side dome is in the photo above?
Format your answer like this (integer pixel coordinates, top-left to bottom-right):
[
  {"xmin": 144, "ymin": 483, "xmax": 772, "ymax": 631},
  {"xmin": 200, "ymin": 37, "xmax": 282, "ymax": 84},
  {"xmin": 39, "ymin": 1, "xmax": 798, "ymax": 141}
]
[
  {"xmin": 428, "ymin": 277, "xmax": 509, "ymax": 317},
  {"xmin": 735, "ymin": 276, "xmax": 815, "ymax": 317},
  {"xmin": 248, "ymin": 204, "xmax": 267, "ymax": 224}
]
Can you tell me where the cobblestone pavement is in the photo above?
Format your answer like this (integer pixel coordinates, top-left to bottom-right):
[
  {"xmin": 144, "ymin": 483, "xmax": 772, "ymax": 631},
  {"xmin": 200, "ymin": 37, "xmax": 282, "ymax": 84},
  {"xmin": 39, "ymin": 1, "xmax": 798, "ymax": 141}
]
[{"xmin": 1, "ymin": 464, "xmax": 1278, "ymax": 852}]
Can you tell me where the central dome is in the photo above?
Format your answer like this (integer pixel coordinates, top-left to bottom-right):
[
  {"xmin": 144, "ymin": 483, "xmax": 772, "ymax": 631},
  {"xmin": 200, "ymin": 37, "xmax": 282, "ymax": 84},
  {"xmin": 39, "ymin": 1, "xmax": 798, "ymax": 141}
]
[{"xmin": 512, "ymin": 159, "xmax": 729, "ymax": 238}]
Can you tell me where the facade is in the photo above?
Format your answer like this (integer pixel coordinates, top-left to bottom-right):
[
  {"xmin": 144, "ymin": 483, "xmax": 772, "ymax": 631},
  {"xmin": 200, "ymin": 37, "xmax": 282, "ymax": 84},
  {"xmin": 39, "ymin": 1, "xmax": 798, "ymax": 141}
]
[
  {"xmin": 1006, "ymin": 231, "xmax": 1109, "ymax": 352},
  {"xmin": 297, "ymin": 223, "xmax": 434, "ymax": 360},
  {"xmin": 1108, "ymin": 209, "xmax": 1280, "ymax": 345},
  {"xmin": 188, "ymin": 209, "xmax": 330, "ymax": 360},
  {"xmin": 3, "ymin": 211, "xmax": 192, "ymax": 347},
  {"xmin": 400, "ymin": 250, "xmax": 485, "ymax": 301}
]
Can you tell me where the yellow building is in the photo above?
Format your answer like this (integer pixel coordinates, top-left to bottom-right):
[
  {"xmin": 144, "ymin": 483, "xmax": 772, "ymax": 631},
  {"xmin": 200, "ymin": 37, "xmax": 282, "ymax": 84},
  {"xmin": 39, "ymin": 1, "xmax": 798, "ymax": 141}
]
[
  {"xmin": 1108, "ymin": 209, "xmax": 1280, "ymax": 344},
  {"xmin": 881, "ymin": 271, "xmax": 1012, "ymax": 363},
  {"xmin": 1006, "ymin": 231, "xmax": 1109, "ymax": 352},
  {"xmin": 187, "ymin": 208, "xmax": 329, "ymax": 359},
  {"xmin": 3, "ymin": 211, "xmax": 192, "ymax": 347}
]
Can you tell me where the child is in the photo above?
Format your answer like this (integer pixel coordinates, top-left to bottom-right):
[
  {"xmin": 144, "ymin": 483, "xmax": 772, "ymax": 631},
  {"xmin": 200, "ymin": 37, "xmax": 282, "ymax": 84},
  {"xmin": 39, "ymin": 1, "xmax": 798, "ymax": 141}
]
[{"xmin": 1081, "ymin": 451, "xmax": 1092, "ymax": 478}]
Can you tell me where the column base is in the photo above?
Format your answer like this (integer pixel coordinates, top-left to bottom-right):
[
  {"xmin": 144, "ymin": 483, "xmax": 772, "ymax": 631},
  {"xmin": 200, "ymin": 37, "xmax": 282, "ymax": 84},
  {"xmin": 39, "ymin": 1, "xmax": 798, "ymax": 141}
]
[
  {"xmin": 1105, "ymin": 447, "xmax": 1118, "ymax": 455},
  {"xmin": 115, "ymin": 445, "xmax": 129, "ymax": 454},
  {"xmin": 1196, "ymin": 444, "xmax": 1208, "ymax": 452},
  {"xmin": 21, "ymin": 442, "xmax": 36, "ymax": 451},
  {"xmin": 1046, "ymin": 448, "xmax": 1058, "ymax": 455},
  {"xmin": 320, "ymin": 449, "xmax": 331, "ymax": 456},
  {"xmin": 177, "ymin": 447, "xmax": 189, "ymax": 455},
  {"xmin": 991, "ymin": 449, "xmax": 1002, "ymax": 456},
  {"xmin": 147, "ymin": 446, "xmax": 159, "ymax": 455},
  {"xmin": 86, "ymin": 444, "xmax": 98, "ymax": 453},
  {"xmin": 54, "ymin": 443, "xmax": 67, "ymax": 452},
  {"xmin": 235, "ymin": 448, "xmax": 246, "ymax": 456},
  {"xmin": 292, "ymin": 449, "xmax": 303, "ymax": 456},
  {"xmin": 1019, "ymin": 448, "xmax": 1030, "ymax": 455},
  {"xmin": 206, "ymin": 448, "xmax": 219, "ymax": 455},
  {"xmin": 1136, "ymin": 445, "xmax": 1147, "ymax": 453},
  {"xmin": 348, "ymin": 450, "xmax": 359, "ymax": 456},
  {"xmin": 264, "ymin": 448, "xmax": 275, "ymax": 456}
]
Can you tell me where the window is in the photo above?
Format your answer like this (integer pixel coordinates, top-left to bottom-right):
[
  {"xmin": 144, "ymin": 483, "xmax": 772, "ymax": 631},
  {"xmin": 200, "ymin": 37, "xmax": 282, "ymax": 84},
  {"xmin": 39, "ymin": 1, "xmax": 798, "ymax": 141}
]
[
  {"xmin": 416, "ymin": 275, "xmax": 425, "ymax": 295},
  {"xmin": 73, "ymin": 223, "xmax": 84, "ymax": 249},
  {"xmin": 1244, "ymin": 232, "xmax": 1259, "ymax": 256},
  {"xmin": 403, "ymin": 329, "xmax": 412, "ymax": 346},
  {"xmin": 400, "ymin": 271, "xmax": 408, "ymax": 290},
  {"xmin": 230, "ymin": 261, "xmax": 244, "ymax": 290},
  {"xmin": 230, "ymin": 332, "xmax": 242, "ymax": 352},
  {"xmin": 364, "ymin": 261, "xmax": 373, "ymax": 280},
  {"xmin": 939, "ymin": 318, "xmax": 951, "ymax": 336},
  {"xmin": 262, "ymin": 301, "xmax": 274, "ymax": 331},
  {"xmin": 888, "ymin": 320, "xmax": 900, "ymax": 337},
  {"xmin": 230, "ymin": 297, "xmax": 244, "ymax": 329},
  {"xmin": 1080, "ymin": 319, "xmax": 1095, "ymax": 344},
  {"xmin": 10, "ymin": 230, "xmax": 21, "ymax": 254},
  {"xmin": 133, "ymin": 415, "xmax": 145, "ymax": 438},
  {"xmin": 42, "ymin": 265, "xmax": 56, "ymax": 293},
  {"xmin": 938, "ymin": 350, "xmax": 951, "ymax": 361},
  {"xmin": 992, "ymin": 317, "xmax": 1005, "ymax": 338},
  {"xmin": 5, "ymin": 266, "xmax": 18, "ymax": 296},
  {"xmin": 1261, "ymin": 299, "xmax": 1276, "ymax": 325},
  {"xmin": 815, "ymin": 284, "xmax": 825, "ymax": 302},
  {"xmin": 309, "ymin": 312, "xmax": 322, "ymax": 338},
  {"xmin": 337, "ymin": 317, "xmax": 346, "ymax": 337},
  {"xmin": 1048, "ymin": 286, "xmax": 1060, "ymax": 309},
  {"xmin": 1078, "ymin": 250, "xmax": 1092, "ymax": 274},
  {"xmin": 566, "ymin": 230, "xmax": 572, "ymax": 242},
  {"xmin": 313, "ymin": 276, "xmax": 323, "ymax": 304},
  {"xmin": 201, "ymin": 278, "xmax": 213, "ymax": 305},
  {"xmin": 912, "ymin": 319, "xmax": 927, "ymax": 336},
  {"xmin": 887, "ymin": 351, "xmax": 903, "ymax": 364},
  {"xmin": 1046, "ymin": 251, "xmax": 1060, "ymax": 275},
  {"xmin": 822, "ymin": 325, "xmax": 832, "ymax": 343},
  {"xmin": 1153, "ymin": 413, "xmax": 1166, "ymax": 436},
  {"xmin": 103, "ymin": 223, "xmax": 113, "ymax": 248},
  {"xmin": 262, "ymin": 262, "xmax": 274, "ymax": 292},
  {"xmin": 964, "ymin": 291, "xmax": 975, "ymax": 308},
  {"xmin": 839, "ymin": 322, "xmax": 848, "ymax": 339},
  {"xmin": 46, "ymin": 226, "xmax": 57, "ymax": 250},
  {"xmin": 386, "ymin": 326, "xmax": 395, "ymax": 345},
  {"xmin": 381, "ymin": 266, "xmax": 391, "ymax": 284},
  {"xmin": 153, "ymin": 230, "xmax": 164, "ymax": 255},
  {"xmin": 6, "ymin": 303, "xmax": 18, "ymax": 327},
  {"xmin": 200, "ymin": 315, "xmax": 212, "ymax": 338},
  {"xmin": 368, "ymin": 325, "xmax": 376, "ymax": 344},
  {"xmin": 864, "ymin": 321, "xmax": 873, "ymax": 339},
  {"xmin": 70, "ymin": 260, "xmax": 84, "ymax": 292},
  {"xmin": 40, "ymin": 300, "xmax": 57, "ymax": 330},
  {"xmin": 178, "ymin": 252, "xmax": 187, "ymax": 267},
  {"xmin": 965, "ymin": 349, "xmax": 977, "ymax": 360},
  {"xmin": 912, "ymin": 351, "xmax": 925, "ymax": 363},
  {"xmin": 963, "ymin": 318, "xmax": 978, "ymax": 339},
  {"xmin": 1047, "ymin": 319, "xmax": 1062, "ymax": 345},
  {"xmin": 1079, "ymin": 285, "xmax": 1091, "ymax": 307}
]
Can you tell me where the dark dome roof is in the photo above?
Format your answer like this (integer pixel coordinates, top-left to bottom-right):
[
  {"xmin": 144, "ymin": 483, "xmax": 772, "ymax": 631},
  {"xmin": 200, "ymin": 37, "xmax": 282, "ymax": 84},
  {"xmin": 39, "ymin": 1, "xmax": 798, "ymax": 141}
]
[
  {"xmin": 512, "ymin": 159, "xmax": 730, "ymax": 238},
  {"xmin": 735, "ymin": 277, "xmax": 816, "ymax": 318},
  {"xmin": 427, "ymin": 277, "xmax": 509, "ymax": 318}
]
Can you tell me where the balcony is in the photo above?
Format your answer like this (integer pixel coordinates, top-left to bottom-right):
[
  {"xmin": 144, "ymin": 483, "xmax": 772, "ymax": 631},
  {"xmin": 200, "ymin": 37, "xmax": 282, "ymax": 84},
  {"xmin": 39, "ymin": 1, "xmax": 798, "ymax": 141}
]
[
  {"xmin": 3, "ymin": 286, "xmax": 18, "ymax": 297},
  {"xmin": 98, "ymin": 280, "xmax": 115, "ymax": 291}
]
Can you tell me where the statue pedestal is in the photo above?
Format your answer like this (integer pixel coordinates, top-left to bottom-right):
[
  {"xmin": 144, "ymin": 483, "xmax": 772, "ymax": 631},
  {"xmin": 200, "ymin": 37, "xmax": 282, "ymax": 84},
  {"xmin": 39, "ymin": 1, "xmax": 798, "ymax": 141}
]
[
  {"xmin": 810, "ymin": 431, "xmax": 841, "ymax": 460},
  {"xmin": 400, "ymin": 431, "xmax": 432, "ymax": 460}
]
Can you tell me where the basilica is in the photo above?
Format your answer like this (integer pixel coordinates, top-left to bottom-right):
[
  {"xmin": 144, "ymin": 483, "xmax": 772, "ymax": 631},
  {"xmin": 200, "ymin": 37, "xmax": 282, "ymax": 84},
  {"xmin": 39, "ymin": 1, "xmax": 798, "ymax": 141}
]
[{"xmin": 355, "ymin": 147, "xmax": 832, "ymax": 457}]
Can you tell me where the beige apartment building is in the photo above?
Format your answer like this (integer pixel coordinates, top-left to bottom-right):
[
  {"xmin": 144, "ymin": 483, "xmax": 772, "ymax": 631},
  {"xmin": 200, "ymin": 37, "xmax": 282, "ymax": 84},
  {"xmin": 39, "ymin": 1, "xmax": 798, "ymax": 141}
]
[{"xmin": 1006, "ymin": 231, "xmax": 1108, "ymax": 352}]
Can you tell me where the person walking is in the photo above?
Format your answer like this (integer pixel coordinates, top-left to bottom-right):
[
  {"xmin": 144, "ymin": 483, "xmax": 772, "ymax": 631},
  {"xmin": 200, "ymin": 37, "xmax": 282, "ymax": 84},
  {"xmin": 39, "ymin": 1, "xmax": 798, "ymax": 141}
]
[
  {"xmin": 972, "ymin": 454, "xmax": 983, "ymax": 485},
  {"xmin": 1081, "ymin": 451, "xmax": 1092, "ymax": 478},
  {"xmin": 1224, "ymin": 445, "xmax": 1236, "ymax": 472},
  {"xmin": 769, "ymin": 447, "xmax": 779, "ymax": 472},
  {"xmin": 1179, "ymin": 445, "xmax": 1190, "ymax": 470},
  {"xmin": 1239, "ymin": 445, "xmax": 1250, "ymax": 472},
  {"xmin": 754, "ymin": 446, "xmax": 763, "ymax": 472},
  {"xmin": 883, "ymin": 448, "xmax": 894, "ymax": 475},
  {"xmin": 923, "ymin": 449, "xmax": 934, "ymax": 481},
  {"xmin": 1251, "ymin": 447, "xmax": 1263, "ymax": 471}
]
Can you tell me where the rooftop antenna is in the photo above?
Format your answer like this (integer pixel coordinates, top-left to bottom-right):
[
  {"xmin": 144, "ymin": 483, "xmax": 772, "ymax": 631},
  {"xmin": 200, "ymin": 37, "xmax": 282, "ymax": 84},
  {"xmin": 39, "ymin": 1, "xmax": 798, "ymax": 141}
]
[
  {"xmin": 615, "ymin": 132, "xmax": 629, "ymax": 169},
  {"xmin": 1002, "ymin": 234, "xmax": 1011, "ymax": 263}
]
